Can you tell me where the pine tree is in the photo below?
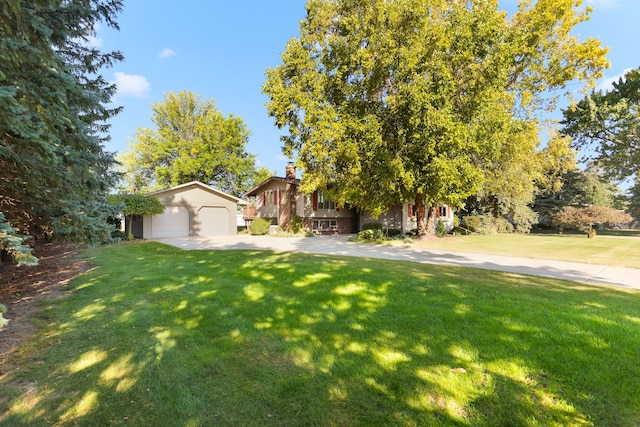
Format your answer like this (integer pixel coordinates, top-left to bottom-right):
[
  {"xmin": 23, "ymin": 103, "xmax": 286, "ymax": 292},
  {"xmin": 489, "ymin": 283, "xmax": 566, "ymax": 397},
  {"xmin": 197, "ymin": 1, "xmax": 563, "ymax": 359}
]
[{"xmin": 0, "ymin": 1, "xmax": 124, "ymax": 243}]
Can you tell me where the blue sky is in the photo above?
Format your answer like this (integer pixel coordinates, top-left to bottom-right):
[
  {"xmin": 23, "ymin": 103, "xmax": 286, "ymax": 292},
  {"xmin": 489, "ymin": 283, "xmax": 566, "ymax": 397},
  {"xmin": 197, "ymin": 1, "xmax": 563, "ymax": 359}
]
[{"xmin": 99, "ymin": 0, "xmax": 639, "ymax": 177}]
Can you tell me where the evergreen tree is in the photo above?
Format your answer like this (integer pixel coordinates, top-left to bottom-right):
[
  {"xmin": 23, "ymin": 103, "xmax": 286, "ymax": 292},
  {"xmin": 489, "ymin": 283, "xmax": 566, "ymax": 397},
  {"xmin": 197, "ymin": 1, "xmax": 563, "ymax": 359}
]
[{"xmin": 0, "ymin": 1, "xmax": 124, "ymax": 243}]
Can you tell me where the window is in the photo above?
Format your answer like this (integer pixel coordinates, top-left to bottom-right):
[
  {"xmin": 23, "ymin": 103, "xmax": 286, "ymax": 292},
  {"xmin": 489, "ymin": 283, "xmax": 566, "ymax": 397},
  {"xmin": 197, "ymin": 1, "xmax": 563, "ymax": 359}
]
[
  {"xmin": 438, "ymin": 205, "xmax": 448, "ymax": 217},
  {"xmin": 264, "ymin": 189, "xmax": 284, "ymax": 206},
  {"xmin": 316, "ymin": 190, "xmax": 335, "ymax": 210},
  {"xmin": 313, "ymin": 220, "xmax": 337, "ymax": 231}
]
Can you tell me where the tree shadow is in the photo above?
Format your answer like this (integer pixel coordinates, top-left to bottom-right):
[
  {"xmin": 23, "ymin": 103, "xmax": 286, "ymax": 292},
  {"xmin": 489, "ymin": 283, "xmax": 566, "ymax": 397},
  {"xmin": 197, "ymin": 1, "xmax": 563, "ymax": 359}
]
[{"xmin": 1, "ymin": 242, "xmax": 639, "ymax": 426}]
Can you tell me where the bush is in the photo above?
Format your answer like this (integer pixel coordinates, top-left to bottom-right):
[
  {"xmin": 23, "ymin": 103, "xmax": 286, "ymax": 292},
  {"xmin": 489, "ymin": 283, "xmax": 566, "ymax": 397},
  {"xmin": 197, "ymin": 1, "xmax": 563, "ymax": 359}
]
[
  {"xmin": 358, "ymin": 228, "xmax": 385, "ymax": 241},
  {"xmin": 385, "ymin": 228, "xmax": 402, "ymax": 237},
  {"xmin": 435, "ymin": 219, "xmax": 447, "ymax": 237},
  {"xmin": 249, "ymin": 218, "xmax": 271, "ymax": 235},
  {"xmin": 462, "ymin": 216, "xmax": 482, "ymax": 232},
  {"xmin": 463, "ymin": 215, "xmax": 513, "ymax": 234},
  {"xmin": 362, "ymin": 222, "xmax": 383, "ymax": 231},
  {"xmin": 289, "ymin": 215, "xmax": 303, "ymax": 234}
]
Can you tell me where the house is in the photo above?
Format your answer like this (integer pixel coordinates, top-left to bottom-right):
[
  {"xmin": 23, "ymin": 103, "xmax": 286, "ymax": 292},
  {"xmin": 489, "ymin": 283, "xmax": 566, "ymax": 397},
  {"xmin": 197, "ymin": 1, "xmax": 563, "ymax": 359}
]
[
  {"xmin": 136, "ymin": 181, "xmax": 247, "ymax": 239},
  {"xmin": 244, "ymin": 163, "xmax": 358, "ymax": 234},
  {"xmin": 243, "ymin": 163, "xmax": 454, "ymax": 234}
]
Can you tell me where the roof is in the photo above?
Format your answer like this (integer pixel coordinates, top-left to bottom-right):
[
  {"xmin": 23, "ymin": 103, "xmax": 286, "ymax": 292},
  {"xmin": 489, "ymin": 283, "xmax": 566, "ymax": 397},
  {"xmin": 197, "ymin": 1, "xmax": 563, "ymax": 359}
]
[
  {"xmin": 244, "ymin": 176, "xmax": 300, "ymax": 197},
  {"xmin": 147, "ymin": 181, "xmax": 249, "ymax": 205}
]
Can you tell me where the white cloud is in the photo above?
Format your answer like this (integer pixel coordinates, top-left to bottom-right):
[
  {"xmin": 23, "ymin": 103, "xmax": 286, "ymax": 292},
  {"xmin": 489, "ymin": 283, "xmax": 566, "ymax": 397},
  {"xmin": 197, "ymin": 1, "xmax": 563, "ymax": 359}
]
[
  {"xmin": 157, "ymin": 48, "xmax": 176, "ymax": 59},
  {"xmin": 113, "ymin": 72, "xmax": 151, "ymax": 98},
  {"xmin": 596, "ymin": 68, "xmax": 632, "ymax": 92}
]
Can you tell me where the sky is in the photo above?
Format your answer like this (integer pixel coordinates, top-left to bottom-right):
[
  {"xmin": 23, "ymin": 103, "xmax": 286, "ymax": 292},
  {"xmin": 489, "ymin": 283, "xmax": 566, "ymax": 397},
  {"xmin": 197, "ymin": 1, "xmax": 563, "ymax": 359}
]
[{"xmin": 98, "ymin": 0, "xmax": 640, "ymax": 178}]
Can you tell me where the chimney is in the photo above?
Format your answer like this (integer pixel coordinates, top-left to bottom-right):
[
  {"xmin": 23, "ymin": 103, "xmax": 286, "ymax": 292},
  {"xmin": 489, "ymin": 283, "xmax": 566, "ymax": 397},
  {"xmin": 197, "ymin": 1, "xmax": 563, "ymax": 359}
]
[{"xmin": 285, "ymin": 162, "xmax": 296, "ymax": 180}]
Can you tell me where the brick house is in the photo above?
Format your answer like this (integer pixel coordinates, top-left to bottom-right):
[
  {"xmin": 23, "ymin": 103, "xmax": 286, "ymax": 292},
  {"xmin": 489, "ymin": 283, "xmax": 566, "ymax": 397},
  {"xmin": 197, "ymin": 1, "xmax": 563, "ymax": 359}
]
[{"xmin": 244, "ymin": 163, "xmax": 454, "ymax": 234}]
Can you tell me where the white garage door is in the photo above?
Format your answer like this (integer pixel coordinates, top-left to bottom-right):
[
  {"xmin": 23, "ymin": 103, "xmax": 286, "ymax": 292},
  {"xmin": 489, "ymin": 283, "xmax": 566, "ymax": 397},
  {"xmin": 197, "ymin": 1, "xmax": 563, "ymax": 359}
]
[
  {"xmin": 198, "ymin": 207, "xmax": 229, "ymax": 236},
  {"xmin": 152, "ymin": 206, "xmax": 189, "ymax": 238}
]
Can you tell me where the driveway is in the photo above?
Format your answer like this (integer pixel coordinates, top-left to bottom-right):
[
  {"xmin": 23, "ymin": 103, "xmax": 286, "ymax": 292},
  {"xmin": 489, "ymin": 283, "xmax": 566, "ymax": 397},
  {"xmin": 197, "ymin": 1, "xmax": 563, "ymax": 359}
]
[{"xmin": 157, "ymin": 234, "xmax": 640, "ymax": 290}]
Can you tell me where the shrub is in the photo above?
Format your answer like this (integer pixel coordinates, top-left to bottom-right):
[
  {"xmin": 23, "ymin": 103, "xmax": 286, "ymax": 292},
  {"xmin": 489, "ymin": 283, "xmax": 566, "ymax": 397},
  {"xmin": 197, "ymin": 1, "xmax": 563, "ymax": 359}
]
[
  {"xmin": 289, "ymin": 215, "xmax": 303, "ymax": 234},
  {"xmin": 463, "ymin": 216, "xmax": 482, "ymax": 232},
  {"xmin": 358, "ymin": 228, "xmax": 385, "ymax": 241},
  {"xmin": 385, "ymin": 228, "xmax": 402, "ymax": 237},
  {"xmin": 435, "ymin": 219, "xmax": 447, "ymax": 237},
  {"xmin": 249, "ymin": 218, "xmax": 271, "ymax": 235},
  {"xmin": 362, "ymin": 222, "xmax": 383, "ymax": 231}
]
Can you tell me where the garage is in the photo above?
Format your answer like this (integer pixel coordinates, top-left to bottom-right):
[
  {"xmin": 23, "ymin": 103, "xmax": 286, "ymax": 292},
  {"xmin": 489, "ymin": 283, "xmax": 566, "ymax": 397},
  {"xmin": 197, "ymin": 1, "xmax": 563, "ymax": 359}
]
[
  {"xmin": 151, "ymin": 206, "xmax": 189, "ymax": 238},
  {"xmin": 197, "ymin": 207, "xmax": 230, "ymax": 236},
  {"xmin": 142, "ymin": 181, "xmax": 247, "ymax": 239}
]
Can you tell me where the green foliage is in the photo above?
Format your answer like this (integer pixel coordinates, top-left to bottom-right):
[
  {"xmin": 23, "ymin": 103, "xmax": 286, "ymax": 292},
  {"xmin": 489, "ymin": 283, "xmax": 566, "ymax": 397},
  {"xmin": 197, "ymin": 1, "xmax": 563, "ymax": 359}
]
[
  {"xmin": 249, "ymin": 218, "xmax": 271, "ymax": 235},
  {"xmin": 535, "ymin": 165, "xmax": 626, "ymax": 225},
  {"xmin": 106, "ymin": 194, "xmax": 164, "ymax": 240},
  {"xmin": 0, "ymin": 1, "xmax": 124, "ymax": 243},
  {"xmin": 562, "ymin": 68, "xmax": 640, "ymax": 181},
  {"xmin": 463, "ymin": 215, "xmax": 513, "ymax": 235},
  {"xmin": 264, "ymin": 0, "xmax": 608, "ymax": 237},
  {"xmin": 0, "ymin": 212, "xmax": 38, "ymax": 267},
  {"xmin": 553, "ymin": 206, "xmax": 633, "ymax": 237},
  {"xmin": 361, "ymin": 223, "xmax": 383, "ymax": 231},
  {"xmin": 357, "ymin": 228, "xmax": 385, "ymax": 241},
  {"xmin": 120, "ymin": 91, "xmax": 265, "ymax": 197},
  {"xmin": 628, "ymin": 176, "xmax": 640, "ymax": 222},
  {"xmin": 106, "ymin": 194, "xmax": 164, "ymax": 217},
  {"xmin": 463, "ymin": 216, "xmax": 482, "ymax": 232},
  {"xmin": 435, "ymin": 220, "xmax": 447, "ymax": 238},
  {"xmin": 289, "ymin": 215, "xmax": 304, "ymax": 234}
]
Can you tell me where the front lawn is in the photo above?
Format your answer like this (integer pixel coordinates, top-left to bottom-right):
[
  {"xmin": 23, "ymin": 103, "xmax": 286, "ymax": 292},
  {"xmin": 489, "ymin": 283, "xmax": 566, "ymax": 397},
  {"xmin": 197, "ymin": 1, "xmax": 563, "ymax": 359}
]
[
  {"xmin": 1, "ymin": 242, "xmax": 639, "ymax": 426},
  {"xmin": 409, "ymin": 233, "xmax": 640, "ymax": 269}
]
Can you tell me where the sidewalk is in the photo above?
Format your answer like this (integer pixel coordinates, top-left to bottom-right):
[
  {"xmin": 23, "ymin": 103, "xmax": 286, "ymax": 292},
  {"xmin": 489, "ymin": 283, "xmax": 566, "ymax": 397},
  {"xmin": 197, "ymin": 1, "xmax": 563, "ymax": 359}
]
[{"xmin": 158, "ymin": 235, "xmax": 640, "ymax": 290}]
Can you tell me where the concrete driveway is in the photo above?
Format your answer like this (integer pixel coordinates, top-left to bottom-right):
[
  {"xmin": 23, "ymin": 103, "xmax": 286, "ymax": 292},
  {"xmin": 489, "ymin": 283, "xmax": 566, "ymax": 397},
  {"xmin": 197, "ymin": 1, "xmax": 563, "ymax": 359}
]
[{"xmin": 156, "ymin": 234, "xmax": 640, "ymax": 290}]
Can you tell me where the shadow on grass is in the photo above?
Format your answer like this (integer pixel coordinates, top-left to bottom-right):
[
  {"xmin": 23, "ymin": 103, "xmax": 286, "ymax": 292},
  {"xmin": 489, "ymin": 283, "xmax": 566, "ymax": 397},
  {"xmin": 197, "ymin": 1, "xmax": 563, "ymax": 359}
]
[{"xmin": 1, "ymin": 242, "xmax": 639, "ymax": 426}]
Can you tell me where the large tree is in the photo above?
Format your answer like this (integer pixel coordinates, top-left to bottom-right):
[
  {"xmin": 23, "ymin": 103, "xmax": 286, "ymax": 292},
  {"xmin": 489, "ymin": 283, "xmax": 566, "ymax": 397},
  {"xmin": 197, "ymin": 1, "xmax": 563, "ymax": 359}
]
[
  {"xmin": 561, "ymin": 67, "xmax": 640, "ymax": 181},
  {"xmin": 121, "ymin": 90, "xmax": 268, "ymax": 197},
  {"xmin": 0, "ymin": 0, "xmax": 123, "ymax": 243},
  {"xmin": 264, "ymin": 0, "xmax": 608, "ymax": 237}
]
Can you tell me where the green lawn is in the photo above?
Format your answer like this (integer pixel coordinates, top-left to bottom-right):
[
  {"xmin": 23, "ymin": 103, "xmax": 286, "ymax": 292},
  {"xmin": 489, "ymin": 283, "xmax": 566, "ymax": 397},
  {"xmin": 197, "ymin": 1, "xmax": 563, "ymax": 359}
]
[
  {"xmin": 1, "ymin": 242, "xmax": 640, "ymax": 426},
  {"xmin": 406, "ymin": 232, "xmax": 640, "ymax": 269}
]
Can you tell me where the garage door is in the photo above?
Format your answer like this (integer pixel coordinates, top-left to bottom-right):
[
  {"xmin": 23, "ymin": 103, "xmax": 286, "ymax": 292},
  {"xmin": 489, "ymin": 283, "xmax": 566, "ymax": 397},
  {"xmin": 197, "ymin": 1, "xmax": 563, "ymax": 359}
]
[
  {"xmin": 152, "ymin": 206, "xmax": 189, "ymax": 238},
  {"xmin": 198, "ymin": 206, "xmax": 230, "ymax": 236}
]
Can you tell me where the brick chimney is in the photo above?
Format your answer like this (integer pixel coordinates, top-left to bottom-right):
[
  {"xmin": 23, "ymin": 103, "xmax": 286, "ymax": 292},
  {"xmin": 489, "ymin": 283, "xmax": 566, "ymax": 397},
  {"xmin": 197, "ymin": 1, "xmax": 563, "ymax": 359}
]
[{"xmin": 285, "ymin": 162, "xmax": 296, "ymax": 180}]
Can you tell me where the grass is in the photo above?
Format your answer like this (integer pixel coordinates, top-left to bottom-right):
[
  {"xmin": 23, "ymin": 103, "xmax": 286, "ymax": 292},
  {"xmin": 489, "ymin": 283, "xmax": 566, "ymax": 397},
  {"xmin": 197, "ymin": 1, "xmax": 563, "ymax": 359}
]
[
  {"xmin": 406, "ymin": 232, "xmax": 640, "ymax": 269},
  {"xmin": 1, "ymin": 241, "xmax": 639, "ymax": 426}
]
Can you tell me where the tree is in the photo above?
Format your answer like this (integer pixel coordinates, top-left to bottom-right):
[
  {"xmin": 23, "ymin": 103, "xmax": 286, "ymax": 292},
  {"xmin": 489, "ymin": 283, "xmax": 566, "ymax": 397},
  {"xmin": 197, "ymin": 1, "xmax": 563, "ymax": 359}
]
[
  {"xmin": 121, "ymin": 90, "xmax": 265, "ymax": 197},
  {"xmin": 0, "ymin": 213, "xmax": 38, "ymax": 267},
  {"xmin": 264, "ymin": 0, "xmax": 608, "ymax": 237},
  {"xmin": 106, "ymin": 194, "xmax": 164, "ymax": 240},
  {"xmin": 465, "ymin": 131, "xmax": 577, "ymax": 232},
  {"xmin": 553, "ymin": 206, "xmax": 632, "ymax": 237},
  {"xmin": 627, "ymin": 175, "xmax": 640, "ymax": 222},
  {"xmin": 561, "ymin": 67, "xmax": 640, "ymax": 181},
  {"xmin": 535, "ymin": 164, "xmax": 625, "ymax": 224},
  {"xmin": 0, "ymin": 1, "xmax": 124, "ymax": 243}
]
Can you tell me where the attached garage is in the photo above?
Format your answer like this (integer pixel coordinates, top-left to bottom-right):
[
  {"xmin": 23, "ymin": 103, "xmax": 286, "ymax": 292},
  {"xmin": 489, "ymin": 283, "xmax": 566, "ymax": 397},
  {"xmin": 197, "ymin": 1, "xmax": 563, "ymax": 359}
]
[{"xmin": 142, "ymin": 181, "xmax": 247, "ymax": 239}]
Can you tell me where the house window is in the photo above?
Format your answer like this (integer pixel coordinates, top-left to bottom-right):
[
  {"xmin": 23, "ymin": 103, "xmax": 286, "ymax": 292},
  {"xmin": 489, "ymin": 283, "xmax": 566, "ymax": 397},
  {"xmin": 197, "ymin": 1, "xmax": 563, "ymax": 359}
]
[
  {"xmin": 264, "ymin": 190, "xmax": 278, "ymax": 206},
  {"xmin": 316, "ymin": 190, "xmax": 335, "ymax": 210},
  {"xmin": 313, "ymin": 220, "xmax": 337, "ymax": 231},
  {"xmin": 438, "ymin": 205, "xmax": 448, "ymax": 217}
]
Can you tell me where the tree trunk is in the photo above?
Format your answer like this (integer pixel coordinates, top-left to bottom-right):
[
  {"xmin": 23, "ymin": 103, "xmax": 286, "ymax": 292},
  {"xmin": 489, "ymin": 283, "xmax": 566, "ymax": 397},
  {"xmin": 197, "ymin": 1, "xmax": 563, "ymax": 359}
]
[
  {"xmin": 415, "ymin": 193, "xmax": 436, "ymax": 239},
  {"xmin": 127, "ymin": 215, "xmax": 134, "ymax": 240}
]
